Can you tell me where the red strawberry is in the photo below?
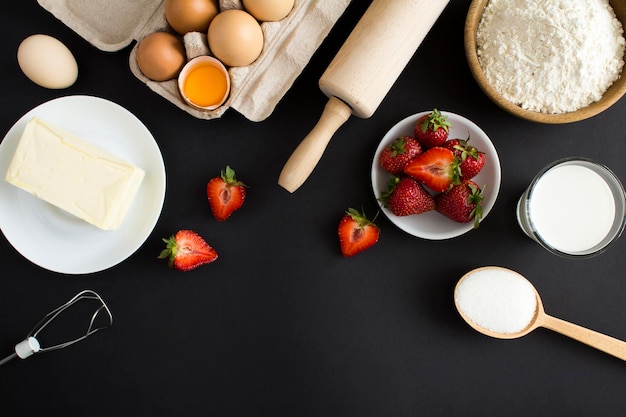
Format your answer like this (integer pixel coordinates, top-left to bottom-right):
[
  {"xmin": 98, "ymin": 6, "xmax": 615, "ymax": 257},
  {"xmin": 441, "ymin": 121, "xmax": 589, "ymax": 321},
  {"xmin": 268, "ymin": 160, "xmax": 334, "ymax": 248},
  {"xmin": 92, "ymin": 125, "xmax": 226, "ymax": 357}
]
[
  {"xmin": 435, "ymin": 180, "xmax": 484, "ymax": 228},
  {"xmin": 379, "ymin": 176, "xmax": 435, "ymax": 216},
  {"xmin": 414, "ymin": 109, "xmax": 451, "ymax": 148},
  {"xmin": 158, "ymin": 230, "xmax": 218, "ymax": 271},
  {"xmin": 403, "ymin": 147, "xmax": 460, "ymax": 193},
  {"xmin": 207, "ymin": 166, "xmax": 247, "ymax": 221},
  {"xmin": 440, "ymin": 138, "xmax": 464, "ymax": 157},
  {"xmin": 441, "ymin": 137, "xmax": 485, "ymax": 179},
  {"xmin": 338, "ymin": 208, "xmax": 380, "ymax": 257},
  {"xmin": 378, "ymin": 135, "xmax": 422, "ymax": 175}
]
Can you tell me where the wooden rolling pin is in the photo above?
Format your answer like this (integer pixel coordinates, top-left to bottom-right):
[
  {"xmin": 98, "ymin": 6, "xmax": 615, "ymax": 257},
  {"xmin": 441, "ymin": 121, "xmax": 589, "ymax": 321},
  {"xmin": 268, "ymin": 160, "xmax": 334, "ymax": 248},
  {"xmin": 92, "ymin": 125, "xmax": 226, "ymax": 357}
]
[{"xmin": 278, "ymin": 0, "xmax": 450, "ymax": 193}]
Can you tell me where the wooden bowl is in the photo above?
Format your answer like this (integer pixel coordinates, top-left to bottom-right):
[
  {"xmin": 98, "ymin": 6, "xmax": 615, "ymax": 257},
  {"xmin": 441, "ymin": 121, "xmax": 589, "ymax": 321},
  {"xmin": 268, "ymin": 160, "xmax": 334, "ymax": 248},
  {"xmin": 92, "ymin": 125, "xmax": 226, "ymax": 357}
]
[{"xmin": 465, "ymin": 0, "xmax": 626, "ymax": 124}]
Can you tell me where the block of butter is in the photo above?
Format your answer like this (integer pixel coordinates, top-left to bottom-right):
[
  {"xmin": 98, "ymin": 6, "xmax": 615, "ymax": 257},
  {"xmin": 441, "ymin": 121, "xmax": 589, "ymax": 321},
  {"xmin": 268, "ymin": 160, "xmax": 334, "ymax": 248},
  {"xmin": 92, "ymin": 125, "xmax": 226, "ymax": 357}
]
[{"xmin": 5, "ymin": 117, "xmax": 145, "ymax": 230}]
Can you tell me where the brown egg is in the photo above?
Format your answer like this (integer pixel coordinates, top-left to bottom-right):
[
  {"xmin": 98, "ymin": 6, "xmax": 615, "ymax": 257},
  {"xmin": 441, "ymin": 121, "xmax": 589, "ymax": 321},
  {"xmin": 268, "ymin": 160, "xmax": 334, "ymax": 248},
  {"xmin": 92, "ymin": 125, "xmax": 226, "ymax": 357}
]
[
  {"xmin": 136, "ymin": 32, "xmax": 186, "ymax": 82},
  {"xmin": 165, "ymin": 0, "xmax": 219, "ymax": 35},
  {"xmin": 208, "ymin": 9, "xmax": 264, "ymax": 67},
  {"xmin": 242, "ymin": 0, "xmax": 295, "ymax": 22}
]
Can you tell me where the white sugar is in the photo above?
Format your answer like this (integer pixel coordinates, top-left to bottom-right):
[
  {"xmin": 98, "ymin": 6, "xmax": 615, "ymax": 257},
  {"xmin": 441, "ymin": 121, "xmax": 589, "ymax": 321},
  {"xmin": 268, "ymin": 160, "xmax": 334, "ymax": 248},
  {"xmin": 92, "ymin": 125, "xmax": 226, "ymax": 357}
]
[
  {"xmin": 456, "ymin": 268, "xmax": 537, "ymax": 334},
  {"xmin": 477, "ymin": 0, "xmax": 625, "ymax": 113}
]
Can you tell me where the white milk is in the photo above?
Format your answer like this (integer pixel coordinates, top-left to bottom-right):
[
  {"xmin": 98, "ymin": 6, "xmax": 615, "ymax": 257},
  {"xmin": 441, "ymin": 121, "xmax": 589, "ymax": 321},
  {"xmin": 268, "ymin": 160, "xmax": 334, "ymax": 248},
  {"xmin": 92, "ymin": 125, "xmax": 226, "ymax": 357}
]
[{"xmin": 528, "ymin": 164, "xmax": 615, "ymax": 253}]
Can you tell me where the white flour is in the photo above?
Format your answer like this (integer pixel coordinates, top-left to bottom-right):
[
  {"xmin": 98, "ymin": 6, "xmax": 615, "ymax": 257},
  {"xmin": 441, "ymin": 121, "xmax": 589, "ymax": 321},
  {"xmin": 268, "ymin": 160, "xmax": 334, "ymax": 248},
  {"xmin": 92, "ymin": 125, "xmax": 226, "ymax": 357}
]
[{"xmin": 476, "ymin": 0, "xmax": 625, "ymax": 113}]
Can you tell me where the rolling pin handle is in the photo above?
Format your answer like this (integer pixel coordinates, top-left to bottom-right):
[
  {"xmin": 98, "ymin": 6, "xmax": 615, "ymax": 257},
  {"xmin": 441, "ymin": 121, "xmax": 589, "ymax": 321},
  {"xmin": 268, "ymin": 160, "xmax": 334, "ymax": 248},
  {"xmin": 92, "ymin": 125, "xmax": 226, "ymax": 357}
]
[{"xmin": 278, "ymin": 96, "xmax": 352, "ymax": 193}]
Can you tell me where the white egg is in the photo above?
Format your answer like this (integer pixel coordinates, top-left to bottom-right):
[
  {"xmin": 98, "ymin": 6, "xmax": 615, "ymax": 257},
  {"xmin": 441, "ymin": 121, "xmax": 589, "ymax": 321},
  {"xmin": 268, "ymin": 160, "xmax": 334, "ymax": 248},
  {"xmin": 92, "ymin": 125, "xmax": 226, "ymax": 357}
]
[{"xmin": 17, "ymin": 34, "xmax": 78, "ymax": 89}]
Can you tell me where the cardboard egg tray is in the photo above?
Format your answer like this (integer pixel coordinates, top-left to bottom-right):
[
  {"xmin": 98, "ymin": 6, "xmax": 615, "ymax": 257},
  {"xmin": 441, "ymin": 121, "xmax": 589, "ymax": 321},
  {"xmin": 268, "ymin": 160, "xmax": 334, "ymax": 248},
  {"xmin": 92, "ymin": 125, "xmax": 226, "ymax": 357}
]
[{"xmin": 37, "ymin": 0, "xmax": 352, "ymax": 121}]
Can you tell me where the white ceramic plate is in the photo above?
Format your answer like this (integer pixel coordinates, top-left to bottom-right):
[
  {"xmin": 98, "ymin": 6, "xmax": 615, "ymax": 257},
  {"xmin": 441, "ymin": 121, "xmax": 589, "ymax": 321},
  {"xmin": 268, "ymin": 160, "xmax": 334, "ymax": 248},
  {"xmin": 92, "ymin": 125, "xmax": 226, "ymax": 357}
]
[
  {"xmin": 371, "ymin": 111, "xmax": 501, "ymax": 240},
  {"xmin": 0, "ymin": 95, "xmax": 166, "ymax": 274}
]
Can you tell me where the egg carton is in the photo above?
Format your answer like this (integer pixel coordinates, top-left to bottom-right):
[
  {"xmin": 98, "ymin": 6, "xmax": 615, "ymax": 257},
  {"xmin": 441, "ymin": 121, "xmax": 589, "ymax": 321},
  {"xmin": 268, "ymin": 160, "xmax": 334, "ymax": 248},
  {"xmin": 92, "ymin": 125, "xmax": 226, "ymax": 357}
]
[{"xmin": 37, "ymin": 0, "xmax": 352, "ymax": 121}]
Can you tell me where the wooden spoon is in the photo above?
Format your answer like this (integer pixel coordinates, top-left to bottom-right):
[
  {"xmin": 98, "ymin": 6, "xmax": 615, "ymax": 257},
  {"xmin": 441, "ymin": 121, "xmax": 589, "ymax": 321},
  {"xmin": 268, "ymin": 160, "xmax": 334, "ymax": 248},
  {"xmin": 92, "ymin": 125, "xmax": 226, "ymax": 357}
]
[{"xmin": 454, "ymin": 266, "xmax": 626, "ymax": 361}]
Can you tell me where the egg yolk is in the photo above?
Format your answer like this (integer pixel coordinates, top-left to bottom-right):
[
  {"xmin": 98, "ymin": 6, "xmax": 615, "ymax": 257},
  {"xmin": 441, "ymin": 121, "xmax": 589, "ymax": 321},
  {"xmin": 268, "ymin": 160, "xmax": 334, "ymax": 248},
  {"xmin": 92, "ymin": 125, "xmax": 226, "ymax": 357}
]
[{"xmin": 182, "ymin": 63, "xmax": 228, "ymax": 108}]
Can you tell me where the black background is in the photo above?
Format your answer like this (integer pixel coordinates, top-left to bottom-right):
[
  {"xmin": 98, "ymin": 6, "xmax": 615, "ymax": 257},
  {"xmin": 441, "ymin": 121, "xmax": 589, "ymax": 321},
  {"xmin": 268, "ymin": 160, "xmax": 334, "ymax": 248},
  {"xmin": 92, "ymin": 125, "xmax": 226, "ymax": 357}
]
[{"xmin": 2, "ymin": 1, "xmax": 626, "ymax": 416}]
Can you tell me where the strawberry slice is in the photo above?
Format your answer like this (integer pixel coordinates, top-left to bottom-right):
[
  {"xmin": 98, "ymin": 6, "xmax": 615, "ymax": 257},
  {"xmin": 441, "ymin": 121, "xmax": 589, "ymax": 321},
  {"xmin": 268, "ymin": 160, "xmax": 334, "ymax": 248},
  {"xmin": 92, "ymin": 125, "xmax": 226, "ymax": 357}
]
[
  {"xmin": 338, "ymin": 208, "xmax": 380, "ymax": 257},
  {"xmin": 159, "ymin": 230, "xmax": 218, "ymax": 271},
  {"xmin": 207, "ymin": 166, "xmax": 247, "ymax": 221},
  {"xmin": 403, "ymin": 147, "xmax": 460, "ymax": 192}
]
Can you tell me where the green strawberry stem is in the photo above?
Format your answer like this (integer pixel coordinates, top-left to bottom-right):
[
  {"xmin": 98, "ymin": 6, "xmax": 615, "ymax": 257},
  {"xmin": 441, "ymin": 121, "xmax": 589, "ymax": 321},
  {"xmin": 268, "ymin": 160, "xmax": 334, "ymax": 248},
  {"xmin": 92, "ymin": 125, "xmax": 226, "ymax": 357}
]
[{"xmin": 469, "ymin": 183, "xmax": 486, "ymax": 229}]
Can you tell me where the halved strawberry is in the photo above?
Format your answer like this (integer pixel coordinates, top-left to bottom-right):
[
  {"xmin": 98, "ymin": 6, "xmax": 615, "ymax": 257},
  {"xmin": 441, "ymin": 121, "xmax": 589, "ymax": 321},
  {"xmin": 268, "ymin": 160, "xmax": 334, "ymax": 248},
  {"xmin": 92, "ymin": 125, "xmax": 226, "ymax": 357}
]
[
  {"xmin": 403, "ymin": 147, "xmax": 460, "ymax": 193},
  {"xmin": 435, "ymin": 180, "xmax": 484, "ymax": 228},
  {"xmin": 338, "ymin": 208, "xmax": 380, "ymax": 257},
  {"xmin": 159, "ymin": 230, "xmax": 218, "ymax": 271},
  {"xmin": 441, "ymin": 137, "xmax": 485, "ymax": 180},
  {"xmin": 378, "ymin": 135, "xmax": 422, "ymax": 175},
  {"xmin": 414, "ymin": 109, "xmax": 451, "ymax": 148},
  {"xmin": 207, "ymin": 166, "xmax": 247, "ymax": 221},
  {"xmin": 379, "ymin": 176, "xmax": 435, "ymax": 216}
]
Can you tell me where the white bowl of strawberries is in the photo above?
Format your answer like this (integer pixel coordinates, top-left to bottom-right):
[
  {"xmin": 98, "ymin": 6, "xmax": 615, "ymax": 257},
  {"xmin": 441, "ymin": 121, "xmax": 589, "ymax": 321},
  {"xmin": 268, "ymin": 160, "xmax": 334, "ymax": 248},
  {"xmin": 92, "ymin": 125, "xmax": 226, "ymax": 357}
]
[{"xmin": 371, "ymin": 110, "xmax": 501, "ymax": 240}]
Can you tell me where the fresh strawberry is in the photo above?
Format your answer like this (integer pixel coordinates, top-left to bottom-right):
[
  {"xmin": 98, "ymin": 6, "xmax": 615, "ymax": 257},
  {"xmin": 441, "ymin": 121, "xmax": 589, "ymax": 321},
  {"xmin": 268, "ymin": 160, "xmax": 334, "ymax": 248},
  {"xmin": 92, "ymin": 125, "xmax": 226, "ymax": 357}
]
[
  {"xmin": 207, "ymin": 166, "xmax": 247, "ymax": 221},
  {"xmin": 379, "ymin": 176, "xmax": 435, "ymax": 216},
  {"xmin": 159, "ymin": 230, "xmax": 218, "ymax": 271},
  {"xmin": 440, "ymin": 138, "xmax": 464, "ymax": 157},
  {"xmin": 441, "ymin": 137, "xmax": 485, "ymax": 179},
  {"xmin": 435, "ymin": 180, "xmax": 485, "ymax": 228},
  {"xmin": 338, "ymin": 208, "xmax": 380, "ymax": 257},
  {"xmin": 414, "ymin": 109, "xmax": 451, "ymax": 148},
  {"xmin": 403, "ymin": 147, "xmax": 460, "ymax": 193},
  {"xmin": 378, "ymin": 135, "xmax": 422, "ymax": 175}
]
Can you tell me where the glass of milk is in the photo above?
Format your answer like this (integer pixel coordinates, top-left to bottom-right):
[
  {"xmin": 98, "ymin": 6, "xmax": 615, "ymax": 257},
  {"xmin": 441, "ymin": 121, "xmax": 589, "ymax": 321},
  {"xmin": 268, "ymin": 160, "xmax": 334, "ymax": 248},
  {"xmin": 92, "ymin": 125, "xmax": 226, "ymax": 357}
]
[{"xmin": 517, "ymin": 157, "xmax": 626, "ymax": 258}]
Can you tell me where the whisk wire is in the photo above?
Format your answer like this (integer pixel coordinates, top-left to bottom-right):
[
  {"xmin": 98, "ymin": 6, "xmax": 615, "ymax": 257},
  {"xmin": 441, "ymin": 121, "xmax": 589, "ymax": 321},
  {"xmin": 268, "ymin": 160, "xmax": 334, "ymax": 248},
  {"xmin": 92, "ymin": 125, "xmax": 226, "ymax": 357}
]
[
  {"xmin": 30, "ymin": 290, "xmax": 113, "ymax": 353},
  {"xmin": 1, "ymin": 289, "xmax": 113, "ymax": 366}
]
